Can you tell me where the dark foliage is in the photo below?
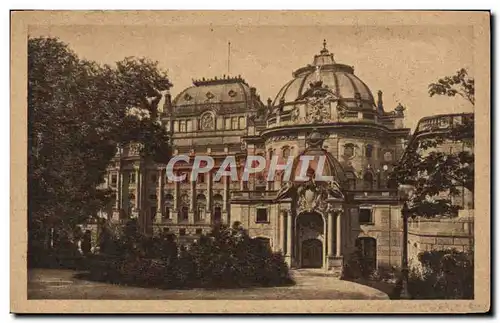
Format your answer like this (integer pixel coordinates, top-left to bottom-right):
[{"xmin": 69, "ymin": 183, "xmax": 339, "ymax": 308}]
[
  {"xmin": 28, "ymin": 37, "xmax": 172, "ymax": 260},
  {"xmin": 87, "ymin": 221, "xmax": 294, "ymax": 289},
  {"xmin": 389, "ymin": 69, "xmax": 474, "ymax": 218},
  {"xmin": 408, "ymin": 249, "xmax": 474, "ymax": 299},
  {"xmin": 428, "ymin": 68, "xmax": 475, "ymax": 105}
]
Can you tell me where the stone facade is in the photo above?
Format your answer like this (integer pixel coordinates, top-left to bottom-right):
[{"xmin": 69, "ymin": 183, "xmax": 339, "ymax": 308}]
[{"xmin": 99, "ymin": 41, "xmax": 474, "ymax": 274}]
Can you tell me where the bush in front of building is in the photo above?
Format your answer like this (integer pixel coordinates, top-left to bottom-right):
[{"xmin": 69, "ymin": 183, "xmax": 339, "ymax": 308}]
[
  {"xmin": 86, "ymin": 220, "xmax": 294, "ymax": 289},
  {"xmin": 177, "ymin": 223, "xmax": 294, "ymax": 288},
  {"xmin": 408, "ymin": 249, "xmax": 474, "ymax": 299}
]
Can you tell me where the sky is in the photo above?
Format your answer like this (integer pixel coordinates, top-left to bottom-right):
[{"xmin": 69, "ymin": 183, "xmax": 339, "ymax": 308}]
[{"xmin": 29, "ymin": 24, "xmax": 474, "ymax": 130}]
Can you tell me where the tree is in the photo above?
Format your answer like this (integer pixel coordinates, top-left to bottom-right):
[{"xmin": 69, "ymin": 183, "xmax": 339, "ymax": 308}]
[
  {"xmin": 428, "ymin": 68, "xmax": 475, "ymax": 106},
  {"xmin": 389, "ymin": 70, "xmax": 474, "ymax": 217},
  {"xmin": 28, "ymin": 37, "xmax": 172, "ymax": 254}
]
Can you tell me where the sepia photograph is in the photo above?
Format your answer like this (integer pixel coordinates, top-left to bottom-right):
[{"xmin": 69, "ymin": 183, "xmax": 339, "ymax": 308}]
[{"xmin": 10, "ymin": 10, "xmax": 490, "ymax": 313}]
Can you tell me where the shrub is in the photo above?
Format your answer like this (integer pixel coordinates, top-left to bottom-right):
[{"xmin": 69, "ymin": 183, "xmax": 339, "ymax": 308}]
[
  {"xmin": 408, "ymin": 249, "xmax": 474, "ymax": 299},
  {"xmin": 87, "ymin": 221, "xmax": 294, "ymax": 289}
]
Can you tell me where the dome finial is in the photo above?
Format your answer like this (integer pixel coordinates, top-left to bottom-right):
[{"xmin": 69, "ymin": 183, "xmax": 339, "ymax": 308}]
[{"xmin": 320, "ymin": 39, "xmax": 329, "ymax": 54}]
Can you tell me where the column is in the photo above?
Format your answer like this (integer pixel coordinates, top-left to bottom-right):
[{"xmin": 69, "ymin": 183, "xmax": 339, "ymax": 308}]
[
  {"xmin": 280, "ymin": 210, "xmax": 287, "ymax": 253},
  {"xmin": 222, "ymin": 175, "xmax": 229, "ymax": 224},
  {"xmin": 134, "ymin": 167, "xmax": 140, "ymax": 211},
  {"xmin": 189, "ymin": 177, "xmax": 195, "ymax": 223},
  {"xmin": 323, "ymin": 215, "xmax": 328, "ymax": 269},
  {"xmin": 336, "ymin": 211, "xmax": 342, "ymax": 257},
  {"xmin": 156, "ymin": 168, "xmax": 164, "ymax": 224},
  {"xmin": 206, "ymin": 172, "xmax": 213, "ymax": 225},
  {"xmin": 285, "ymin": 211, "xmax": 293, "ymax": 266},
  {"xmin": 119, "ymin": 172, "xmax": 124, "ymax": 210},
  {"xmin": 327, "ymin": 212, "xmax": 334, "ymax": 258},
  {"xmin": 173, "ymin": 177, "xmax": 179, "ymax": 224},
  {"xmin": 115, "ymin": 169, "xmax": 121, "ymax": 209},
  {"xmin": 223, "ymin": 176, "xmax": 228, "ymax": 212}
]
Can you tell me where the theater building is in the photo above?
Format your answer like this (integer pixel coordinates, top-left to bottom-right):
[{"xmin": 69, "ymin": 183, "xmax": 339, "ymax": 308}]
[{"xmin": 99, "ymin": 41, "xmax": 474, "ymax": 274}]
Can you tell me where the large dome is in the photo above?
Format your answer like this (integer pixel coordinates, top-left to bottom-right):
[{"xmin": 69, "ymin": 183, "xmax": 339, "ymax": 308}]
[
  {"xmin": 171, "ymin": 76, "xmax": 264, "ymax": 116},
  {"xmin": 273, "ymin": 41, "xmax": 375, "ymax": 108}
]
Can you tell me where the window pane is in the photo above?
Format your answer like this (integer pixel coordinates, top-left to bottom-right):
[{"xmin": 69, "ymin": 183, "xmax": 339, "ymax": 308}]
[
  {"xmin": 359, "ymin": 208, "xmax": 372, "ymax": 224},
  {"xmin": 256, "ymin": 208, "xmax": 268, "ymax": 223},
  {"xmin": 238, "ymin": 116, "xmax": 245, "ymax": 129}
]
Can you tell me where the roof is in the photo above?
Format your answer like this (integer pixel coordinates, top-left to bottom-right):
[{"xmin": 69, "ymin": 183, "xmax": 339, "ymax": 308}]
[
  {"xmin": 172, "ymin": 76, "xmax": 254, "ymax": 108},
  {"xmin": 273, "ymin": 41, "xmax": 375, "ymax": 107}
]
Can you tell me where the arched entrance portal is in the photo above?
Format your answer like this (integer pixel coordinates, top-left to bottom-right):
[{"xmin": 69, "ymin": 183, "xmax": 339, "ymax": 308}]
[
  {"xmin": 301, "ymin": 239, "xmax": 323, "ymax": 268},
  {"xmin": 297, "ymin": 211, "xmax": 325, "ymax": 268}
]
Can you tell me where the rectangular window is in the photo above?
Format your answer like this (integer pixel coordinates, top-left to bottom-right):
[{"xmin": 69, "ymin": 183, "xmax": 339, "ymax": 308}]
[
  {"xmin": 231, "ymin": 117, "xmax": 238, "ymax": 130},
  {"xmin": 238, "ymin": 116, "xmax": 246, "ymax": 129},
  {"xmin": 179, "ymin": 120, "xmax": 187, "ymax": 132},
  {"xmin": 359, "ymin": 208, "xmax": 373, "ymax": 224},
  {"xmin": 110, "ymin": 174, "xmax": 117, "ymax": 186},
  {"xmin": 256, "ymin": 208, "xmax": 269, "ymax": 223},
  {"xmin": 179, "ymin": 228, "xmax": 186, "ymax": 236},
  {"xmin": 173, "ymin": 120, "xmax": 179, "ymax": 132},
  {"xmin": 195, "ymin": 228, "xmax": 203, "ymax": 235},
  {"xmin": 225, "ymin": 117, "xmax": 231, "ymax": 130}
]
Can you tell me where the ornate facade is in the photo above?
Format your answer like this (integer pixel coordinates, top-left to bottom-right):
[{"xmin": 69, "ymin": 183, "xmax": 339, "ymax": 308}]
[{"xmin": 100, "ymin": 41, "xmax": 474, "ymax": 273}]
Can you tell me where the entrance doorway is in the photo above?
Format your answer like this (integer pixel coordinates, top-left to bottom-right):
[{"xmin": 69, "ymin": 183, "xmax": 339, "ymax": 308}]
[{"xmin": 301, "ymin": 239, "xmax": 323, "ymax": 268}]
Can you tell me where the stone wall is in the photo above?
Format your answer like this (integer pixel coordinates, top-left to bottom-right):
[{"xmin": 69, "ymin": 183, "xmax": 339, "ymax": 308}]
[{"xmin": 407, "ymin": 214, "xmax": 474, "ymax": 267}]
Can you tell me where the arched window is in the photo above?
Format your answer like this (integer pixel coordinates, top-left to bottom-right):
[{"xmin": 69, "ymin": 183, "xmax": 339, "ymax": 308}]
[
  {"xmin": 196, "ymin": 194, "xmax": 206, "ymax": 222},
  {"xmin": 179, "ymin": 206, "xmax": 189, "ymax": 222},
  {"xmin": 344, "ymin": 143, "xmax": 355, "ymax": 158},
  {"xmin": 164, "ymin": 194, "xmax": 174, "ymax": 220},
  {"xmin": 213, "ymin": 194, "xmax": 223, "ymax": 224},
  {"xmin": 282, "ymin": 146, "xmax": 290, "ymax": 160},
  {"xmin": 178, "ymin": 194, "xmax": 190, "ymax": 222},
  {"xmin": 365, "ymin": 144, "xmax": 373, "ymax": 158},
  {"xmin": 363, "ymin": 172, "xmax": 374, "ymax": 190}
]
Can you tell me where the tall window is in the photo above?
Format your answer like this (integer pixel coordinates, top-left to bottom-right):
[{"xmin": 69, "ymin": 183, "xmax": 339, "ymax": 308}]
[
  {"xmin": 231, "ymin": 117, "xmax": 238, "ymax": 129},
  {"xmin": 363, "ymin": 172, "xmax": 374, "ymax": 190},
  {"xmin": 365, "ymin": 144, "xmax": 373, "ymax": 158},
  {"xmin": 164, "ymin": 194, "xmax": 174, "ymax": 220},
  {"xmin": 179, "ymin": 120, "xmax": 187, "ymax": 132},
  {"xmin": 225, "ymin": 117, "xmax": 231, "ymax": 130},
  {"xmin": 110, "ymin": 174, "xmax": 117, "ymax": 186},
  {"xmin": 196, "ymin": 194, "xmax": 206, "ymax": 222},
  {"xmin": 282, "ymin": 146, "xmax": 290, "ymax": 160},
  {"xmin": 180, "ymin": 206, "xmax": 189, "ymax": 222},
  {"xmin": 238, "ymin": 116, "xmax": 246, "ymax": 129},
  {"xmin": 213, "ymin": 194, "xmax": 223, "ymax": 224}
]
